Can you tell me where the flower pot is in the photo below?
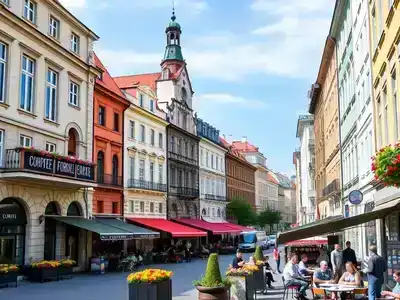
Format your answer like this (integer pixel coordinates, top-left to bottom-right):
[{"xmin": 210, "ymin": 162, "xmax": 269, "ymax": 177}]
[
  {"xmin": 253, "ymin": 267, "xmax": 265, "ymax": 292},
  {"xmin": 0, "ymin": 272, "xmax": 19, "ymax": 287},
  {"xmin": 196, "ymin": 285, "xmax": 229, "ymax": 300},
  {"xmin": 58, "ymin": 267, "xmax": 73, "ymax": 280},
  {"xmin": 228, "ymin": 275, "xmax": 255, "ymax": 300},
  {"xmin": 28, "ymin": 267, "xmax": 59, "ymax": 283},
  {"xmin": 128, "ymin": 279, "xmax": 172, "ymax": 300}
]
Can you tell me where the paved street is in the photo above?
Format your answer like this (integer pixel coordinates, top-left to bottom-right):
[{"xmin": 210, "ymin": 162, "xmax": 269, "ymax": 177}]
[{"xmin": 0, "ymin": 249, "xmax": 310, "ymax": 300}]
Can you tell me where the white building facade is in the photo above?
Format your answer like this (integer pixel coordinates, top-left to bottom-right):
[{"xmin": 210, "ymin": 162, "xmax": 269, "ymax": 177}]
[
  {"xmin": 0, "ymin": 0, "xmax": 99, "ymax": 267},
  {"xmin": 296, "ymin": 115, "xmax": 316, "ymax": 225},
  {"xmin": 197, "ymin": 119, "xmax": 227, "ymax": 220}
]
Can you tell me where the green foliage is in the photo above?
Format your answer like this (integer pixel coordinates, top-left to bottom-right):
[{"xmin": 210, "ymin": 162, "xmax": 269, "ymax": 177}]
[
  {"xmin": 372, "ymin": 144, "xmax": 400, "ymax": 187},
  {"xmin": 257, "ymin": 207, "xmax": 282, "ymax": 229},
  {"xmin": 194, "ymin": 253, "xmax": 229, "ymax": 288},
  {"xmin": 227, "ymin": 197, "xmax": 257, "ymax": 226},
  {"xmin": 254, "ymin": 246, "xmax": 264, "ymax": 261}
]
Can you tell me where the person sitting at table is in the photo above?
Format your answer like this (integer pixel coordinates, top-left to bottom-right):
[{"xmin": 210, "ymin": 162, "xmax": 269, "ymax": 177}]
[
  {"xmin": 232, "ymin": 250, "xmax": 245, "ymax": 269},
  {"xmin": 264, "ymin": 255, "xmax": 276, "ymax": 288},
  {"xmin": 338, "ymin": 262, "xmax": 361, "ymax": 287},
  {"xmin": 381, "ymin": 271, "xmax": 400, "ymax": 299},
  {"xmin": 313, "ymin": 260, "xmax": 335, "ymax": 287},
  {"xmin": 283, "ymin": 255, "xmax": 310, "ymax": 300},
  {"xmin": 299, "ymin": 254, "xmax": 315, "ymax": 276}
]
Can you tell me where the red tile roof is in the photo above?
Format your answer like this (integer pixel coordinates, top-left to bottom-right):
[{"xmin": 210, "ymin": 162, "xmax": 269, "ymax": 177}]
[
  {"xmin": 267, "ymin": 172, "xmax": 279, "ymax": 185},
  {"xmin": 220, "ymin": 137, "xmax": 253, "ymax": 166},
  {"xmin": 231, "ymin": 140, "xmax": 259, "ymax": 153},
  {"xmin": 94, "ymin": 53, "xmax": 126, "ymax": 99},
  {"xmin": 113, "ymin": 73, "xmax": 161, "ymax": 91}
]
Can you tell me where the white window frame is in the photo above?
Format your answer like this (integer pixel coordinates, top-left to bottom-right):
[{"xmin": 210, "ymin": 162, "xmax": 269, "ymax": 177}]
[
  {"xmin": 19, "ymin": 135, "xmax": 32, "ymax": 147},
  {"xmin": 158, "ymin": 133, "xmax": 163, "ymax": 148},
  {"xmin": 20, "ymin": 55, "xmax": 35, "ymax": 112},
  {"xmin": 140, "ymin": 201, "xmax": 144, "ymax": 213},
  {"xmin": 0, "ymin": 42, "xmax": 6, "ymax": 103},
  {"xmin": 69, "ymin": 81, "xmax": 79, "ymax": 107},
  {"xmin": 150, "ymin": 162, "xmax": 154, "ymax": 182},
  {"xmin": 129, "ymin": 157, "xmax": 135, "ymax": 179},
  {"xmin": 129, "ymin": 120, "xmax": 135, "ymax": 139},
  {"xmin": 24, "ymin": 0, "xmax": 36, "ymax": 24},
  {"xmin": 150, "ymin": 99, "xmax": 154, "ymax": 112},
  {"xmin": 139, "ymin": 94, "xmax": 144, "ymax": 107},
  {"xmin": 139, "ymin": 159, "xmax": 145, "ymax": 181},
  {"xmin": 45, "ymin": 142, "xmax": 56, "ymax": 153},
  {"xmin": 49, "ymin": 16, "xmax": 60, "ymax": 39},
  {"xmin": 150, "ymin": 129, "xmax": 155, "ymax": 146},
  {"xmin": 45, "ymin": 69, "xmax": 58, "ymax": 122},
  {"xmin": 0, "ymin": 129, "xmax": 4, "ymax": 167},
  {"xmin": 129, "ymin": 200, "xmax": 134, "ymax": 213},
  {"xmin": 70, "ymin": 33, "xmax": 80, "ymax": 54}
]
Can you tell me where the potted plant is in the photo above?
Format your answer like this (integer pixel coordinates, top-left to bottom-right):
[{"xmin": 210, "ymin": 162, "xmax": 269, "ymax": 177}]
[
  {"xmin": 28, "ymin": 260, "xmax": 60, "ymax": 283},
  {"xmin": 194, "ymin": 253, "xmax": 230, "ymax": 300},
  {"xmin": 0, "ymin": 264, "xmax": 20, "ymax": 287},
  {"xmin": 372, "ymin": 144, "xmax": 400, "ymax": 187},
  {"xmin": 58, "ymin": 259, "xmax": 76, "ymax": 280},
  {"xmin": 226, "ymin": 265, "xmax": 257, "ymax": 300},
  {"xmin": 253, "ymin": 246, "xmax": 266, "ymax": 292},
  {"xmin": 127, "ymin": 268, "xmax": 173, "ymax": 300}
]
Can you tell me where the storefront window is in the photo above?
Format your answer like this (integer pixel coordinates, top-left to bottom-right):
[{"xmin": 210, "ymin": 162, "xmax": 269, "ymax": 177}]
[
  {"xmin": 66, "ymin": 202, "xmax": 82, "ymax": 262},
  {"xmin": 44, "ymin": 202, "xmax": 59, "ymax": 260},
  {"xmin": 385, "ymin": 212, "xmax": 400, "ymax": 289},
  {"xmin": 0, "ymin": 198, "xmax": 27, "ymax": 265}
]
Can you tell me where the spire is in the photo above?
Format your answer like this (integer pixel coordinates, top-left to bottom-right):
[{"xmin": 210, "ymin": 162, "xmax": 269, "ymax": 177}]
[
  {"xmin": 163, "ymin": 3, "xmax": 184, "ymax": 62},
  {"xmin": 171, "ymin": 0, "xmax": 176, "ymax": 21}
]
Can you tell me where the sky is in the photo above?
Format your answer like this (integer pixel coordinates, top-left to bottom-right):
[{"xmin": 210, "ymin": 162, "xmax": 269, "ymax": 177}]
[{"xmin": 60, "ymin": 0, "xmax": 336, "ymax": 176}]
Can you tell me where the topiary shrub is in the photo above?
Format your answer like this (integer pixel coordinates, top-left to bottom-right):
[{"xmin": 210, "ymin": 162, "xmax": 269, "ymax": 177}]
[
  {"xmin": 254, "ymin": 246, "xmax": 264, "ymax": 262},
  {"xmin": 193, "ymin": 253, "xmax": 229, "ymax": 288}
]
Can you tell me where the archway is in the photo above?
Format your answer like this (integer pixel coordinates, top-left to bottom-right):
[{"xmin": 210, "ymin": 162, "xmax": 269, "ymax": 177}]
[
  {"xmin": 97, "ymin": 151, "xmax": 104, "ymax": 184},
  {"xmin": 171, "ymin": 203, "xmax": 178, "ymax": 219},
  {"xmin": 68, "ymin": 128, "xmax": 78, "ymax": 157},
  {"xmin": 44, "ymin": 201, "xmax": 60, "ymax": 260},
  {"xmin": 66, "ymin": 201, "xmax": 82, "ymax": 262},
  {"xmin": 0, "ymin": 198, "xmax": 27, "ymax": 264}
]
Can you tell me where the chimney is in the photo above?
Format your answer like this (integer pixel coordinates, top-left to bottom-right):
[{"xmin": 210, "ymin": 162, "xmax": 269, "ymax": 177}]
[{"xmin": 241, "ymin": 136, "xmax": 247, "ymax": 143}]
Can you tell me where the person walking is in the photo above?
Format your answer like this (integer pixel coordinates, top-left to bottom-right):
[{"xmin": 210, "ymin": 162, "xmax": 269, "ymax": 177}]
[
  {"xmin": 367, "ymin": 245, "xmax": 387, "ymax": 300},
  {"xmin": 330, "ymin": 244, "xmax": 343, "ymax": 279},
  {"xmin": 273, "ymin": 246, "xmax": 281, "ymax": 273},
  {"xmin": 342, "ymin": 241, "xmax": 357, "ymax": 267}
]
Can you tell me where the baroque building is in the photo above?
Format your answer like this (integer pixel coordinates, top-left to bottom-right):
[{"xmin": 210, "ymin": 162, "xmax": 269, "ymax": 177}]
[{"xmin": 196, "ymin": 118, "xmax": 227, "ymax": 220}]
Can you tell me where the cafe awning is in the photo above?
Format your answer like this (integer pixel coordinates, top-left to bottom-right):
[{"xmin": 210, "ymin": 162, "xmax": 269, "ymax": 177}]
[
  {"xmin": 49, "ymin": 216, "xmax": 134, "ymax": 241},
  {"xmin": 224, "ymin": 223, "xmax": 254, "ymax": 232},
  {"xmin": 95, "ymin": 218, "xmax": 160, "ymax": 239},
  {"xmin": 285, "ymin": 236, "xmax": 328, "ymax": 246},
  {"xmin": 173, "ymin": 218, "xmax": 241, "ymax": 234},
  {"xmin": 277, "ymin": 199, "xmax": 400, "ymax": 244},
  {"xmin": 127, "ymin": 218, "xmax": 207, "ymax": 237}
]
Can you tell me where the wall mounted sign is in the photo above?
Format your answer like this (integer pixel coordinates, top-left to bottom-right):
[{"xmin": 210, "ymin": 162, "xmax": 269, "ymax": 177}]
[
  {"xmin": 100, "ymin": 234, "xmax": 133, "ymax": 241},
  {"xmin": 349, "ymin": 190, "xmax": 363, "ymax": 205},
  {"xmin": 344, "ymin": 204, "xmax": 350, "ymax": 218},
  {"xmin": 24, "ymin": 152, "xmax": 54, "ymax": 174},
  {"xmin": 0, "ymin": 203, "xmax": 27, "ymax": 225}
]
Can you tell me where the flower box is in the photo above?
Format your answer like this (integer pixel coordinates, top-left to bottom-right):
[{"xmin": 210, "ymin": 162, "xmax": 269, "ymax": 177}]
[
  {"xmin": 58, "ymin": 267, "xmax": 73, "ymax": 280},
  {"xmin": 228, "ymin": 275, "xmax": 255, "ymax": 300},
  {"xmin": 128, "ymin": 279, "xmax": 172, "ymax": 300},
  {"xmin": 253, "ymin": 266, "xmax": 265, "ymax": 292},
  {"xmin": 0, "ymin": 272, "xmax": 19, "ymax": 287},
  {"xmin": 28, "ymin": 267, "xmax": 59, "ymax": 283}
]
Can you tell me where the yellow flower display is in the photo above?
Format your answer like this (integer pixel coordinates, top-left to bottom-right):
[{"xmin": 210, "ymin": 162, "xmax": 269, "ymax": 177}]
[
  {"xmin": 31, "ymin": 260, "xmax": 61, "ymax": 269},
  {"xmin": 0, "ymin": 264, "xmax": 20, "ymax": 274},
  {"xmin": 255, "ymin": 260, "xmax": 264, "ymax": 266},
  {"xmin": 59, "ymin": 259, "xmax": 76, "ymax": 267},
  {"xmin": 242, "ymin": 264, "xmax": 259, "ymax": 272},
  {"xmin": 127, "ymin": 269, "xmax": 173, "ymax": 284}
]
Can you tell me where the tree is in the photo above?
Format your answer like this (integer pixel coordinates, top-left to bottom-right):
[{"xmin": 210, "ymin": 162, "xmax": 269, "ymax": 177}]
[
  {"xmin": 258, "ymin": 207, "xmax": 282, "ymax": 233},
  {"xmin": 227, "ymin": 197, "xmax": 257, "ymax": 226}
]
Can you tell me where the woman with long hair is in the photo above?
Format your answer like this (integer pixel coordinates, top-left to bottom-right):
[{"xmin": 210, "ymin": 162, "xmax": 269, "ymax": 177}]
[{"xmin": 338, "ymin": 262, "xmax": 361, "ymax": 287}]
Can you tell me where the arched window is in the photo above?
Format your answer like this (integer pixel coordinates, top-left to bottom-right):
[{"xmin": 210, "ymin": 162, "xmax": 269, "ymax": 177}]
[
  {"xmin": 44, "ymin": 202, "xmax": 60, "ymax": 260},
  {"xmin": 45, "ymin": 201, "xmax": 59, "ymax": 215},
  {"xmin": 112, "ymin": 155, "xmax": 118, "ymax": 185},
  {"xmin": 68, "ymin": 129, "xmax": 78, "ymax": 157},
  {"xmin": 67, "ymin": 201, "xmax": 82, "ymax": 216},
  {"xmin": 97, "ymin": 151, "xmax": 104, "ymax": 184}
]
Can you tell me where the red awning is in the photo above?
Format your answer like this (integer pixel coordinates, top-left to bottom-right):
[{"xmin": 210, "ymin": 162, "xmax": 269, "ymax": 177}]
[
  {"xmin": 224, "ymin": 223, "xmax": 254, "ymax": 232},
  {"xmin": 173, "ymin": 218, "xmax": 241, "ymax": 234},
  {"xmin": 285, "ymin": 237, "xmax": 328, "ymax": 246},
  {"xmin": 128, "ymin": 218, "xmax": 206, "ymax": 238}
]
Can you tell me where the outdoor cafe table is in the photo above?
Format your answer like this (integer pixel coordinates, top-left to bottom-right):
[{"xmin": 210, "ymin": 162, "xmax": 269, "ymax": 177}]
[{"xmin": 319, "ymin": 284, "xmax": 355, "ymax": 297}]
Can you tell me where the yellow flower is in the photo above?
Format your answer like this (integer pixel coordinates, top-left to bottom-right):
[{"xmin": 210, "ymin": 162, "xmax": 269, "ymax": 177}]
[{"xmin": 127, "ymin": 268, "xmax": 173, "ymax": 284}]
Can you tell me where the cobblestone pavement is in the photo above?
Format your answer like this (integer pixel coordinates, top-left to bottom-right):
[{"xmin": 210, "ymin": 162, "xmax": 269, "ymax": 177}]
[{"xmin": 0, "ymin": 248, "xmax": 311, "ymax": 300}]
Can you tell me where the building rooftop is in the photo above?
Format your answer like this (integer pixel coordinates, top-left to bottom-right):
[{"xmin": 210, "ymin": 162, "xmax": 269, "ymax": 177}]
[{"xmin": 94, "ymin": 53, "xmax": 126, "ymax": 99}]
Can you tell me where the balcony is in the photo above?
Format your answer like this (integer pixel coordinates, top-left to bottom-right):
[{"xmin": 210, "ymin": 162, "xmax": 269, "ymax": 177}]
[
  {"xmin": 170, "ymin": 186, "xmax": 199, "ymax": 199},
  {"xmin": 127, "ymin": 179, "xmax": 167, "ymax": 192},
  {"xmin": 204, "ymin": 194, "xmax": 226, "ymax": 201},
  {"xmin": 322, "ymin": 179, "xmax": 340, "ymax": 197},
  {"xmin": 168, "ymin": 151, "xmax": 198, "ymax": 166},
  {"xmin": 308, "ymin": 138, "xmax": 315, "ymax": 151},
  {"xmin": 0, "ymin": 148, "xmax": 96, "ymax": 187},
  {"xmin": 98, "ymin": 174, "xmax": 122, "ymax": 187}
]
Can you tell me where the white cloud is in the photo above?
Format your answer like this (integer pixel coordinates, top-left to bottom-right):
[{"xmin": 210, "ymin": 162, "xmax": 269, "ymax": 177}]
[
  {"xmin": 196, "ymin": 93, "xmax": 267, "ymax": 109},
  {"xmin": 129, "ymin": 0, "xmax": 208, "ymax": 14}
]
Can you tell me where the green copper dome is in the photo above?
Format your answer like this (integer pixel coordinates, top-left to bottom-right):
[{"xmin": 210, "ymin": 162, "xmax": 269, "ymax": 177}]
[{"xmin": 166, "ymin": 12, "xmax": 181, "ymax": 31}]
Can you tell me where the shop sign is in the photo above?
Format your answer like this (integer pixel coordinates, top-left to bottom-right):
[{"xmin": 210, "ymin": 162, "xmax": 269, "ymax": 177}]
[
  {"xmin": 349, "ymin": 190, "xmax": 363, "ymax": 205},
  {"xmin": 0, "ymin": 204, "xmax": 26, "ymax": 225},
  {"xmin": 55, "ymin": 159, "xmax": 76, "ymax": 177},
  {"xmin": 134, "ymin": 233, "xmax": 160, "ymax": 239},
  {"xmin": 100, "ymin": 234, "xmax": 133, "ymax": 241},
  {"xmin": 24, "ymin": 152, "xmax": 54, "ymax": 174},
  {"xmin": 76, "ymin": 164, "xmax": 94, "ymax": 181}
]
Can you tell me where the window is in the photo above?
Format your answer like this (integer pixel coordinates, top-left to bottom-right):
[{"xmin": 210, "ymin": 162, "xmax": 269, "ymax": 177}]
[
  {"xmin": 216, "ymin": 155, "xmax": 219, "ymax": 170},
  {"xmin": 49, "ymin": 16, "xmax": 60, "ymax": 39},
  {"xmin": 19, "ymin": 135, "xmax": 32, "ymax": 147},
  {"xmin": 150, "ymin": 202, "xmax": 154, "ymax": 213},
  {"xmin": 113, "ymin": 113, "xmax": 119, "ymax": 132},
  {"xmin": 150, "ymin": 99, "xmax": 154, "ymax": 112},
  {"xmin": 383, "ymin": 87, "xmax": 389, "ymax": 144},
  {"xmin": 177, "ymin": 139, "xmax": 182, "ymax": 155},
  {"xmin": 129, "ymin": 157, "xmax": 135, "ymax": 179},
  {"xmin": 201, "ymin": 149, "xmax": 204, "ymax": 165},
  {"xmin": 140, "ymin": 125, "xmax": 145, "ymax": 142},
  {"xmin": 45, "ymin": 69, "xmax": 58, "ymax": 122},
  {"xmin": 0, "ymin": 130, "xmax": 3, "ymax": 167},
  {"xmin": 97, "ymin": 201, "xmax": 104, "ymax": 213},
  {"xmin": 45, "ymin": 142, "xmax": 56, "ymax": 153},
  {"xmin": 24, "ymin": 0, "xmax": 36, "ymax": 23},
  {"xmin": 140, "ymin": 201, "xmax": 144, "ymax": 213},
  {"xmin": 182, "ymin": 114, "xmax": 187, "ymax": 130},
  {"xmin": 150, "ymin": 162, "xmax": 154, "ymax": 182},
  {"xmin": 206, "ymin": 151, "xmax": 209, "ymax": 167},
  {"xmin": 211, "ymin": 154, "xmax": 214, "ymax": 168},
  {"xmin": 20, "ymin": 55, "xmax": 35, "ymax": 112},
  {"xmin": 392, "ymin": 69, "xmax": 399, "ymax": 140},
  {"xmin": 185, "ymin": 141, "xmax": 189, "ymax": 157},
  {"xmin": 191, "ymin": 144, "xmax": 195, "ymax": 159},
  {"xmin": 128, "ymin": 121, "xmax": 135, "ymax": 139},
  {"xmin": 159, "ymin": 133, "xmax": 163, "ymax": 148},
  {"xmin": 159, "ymin": 165, "xmax": 163, "ymax": 183},
  {"xmin": 70, "ymin": 33, "xmax": 80, "ymax": 54},
  {"xmin": 98, "ymin": 106, "xmax": 105, "ymax": 126},
  {"xmin": 68, "ymin": 81, "xmax": 79, "ymax": 107},
  {"xmin": 159, "ymin": 203, "xmax": 163, "ymax": 214},
  {"xmin": 170, "ymin": 136, "xmax": 175, "ymax": 151},
  {"xmin": 0, "ymin": 42, "xmax": 6, "ymax": 103},
  {"xmin": 139, "ymin": 94, "xmax": 144, "ymax": 107},
  {"xmin": 112, "ymin": 202, "xmax": 118, "ymax": 214},
  {"xmin": 150, "ymin": 129, "xmax": 155, "ymax": 146},
  {"xmin": 377, "ymin": 97, "xmax": 382, "ymax": 147},
  {"xmin": 171, "ymin": 167, "xmax": 176, "ymax": 185},
  {"xmin": 129, "ymin": 200, "xmax": 134, "ymax": 213},
  {"xmin": 178, "ymin": 169, "xmax": 182, "ymax": 186},
  {"xmin": 139, "ymin": 159, "xmax": 145, "ymax": 181}
]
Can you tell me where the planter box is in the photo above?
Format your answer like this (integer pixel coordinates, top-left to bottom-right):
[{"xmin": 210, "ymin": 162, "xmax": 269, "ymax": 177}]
[
  {"xmin": 0, "ymin": 272, "xmax": 19, "ymax": 287},
  {"xmin": 58, "ymin": 267, "xmax": 73, "ymax": 280},
  {"xmin": 253, "ymin": 266, "xmax": 265, "ymax": 292},
  {"xmin": 128, "ymin": 279, "xmax": 172, "ymax": 300},
  {"xmin": 28, "ymin": 267, "xmax": 59, "ymax": 283},
  {"xmin": 228, "ymin": 275, "xmax": 255, "ymax": 300}
]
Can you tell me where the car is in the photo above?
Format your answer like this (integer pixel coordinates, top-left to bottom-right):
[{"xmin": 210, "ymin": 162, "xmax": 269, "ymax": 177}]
[
  {"xmin": 268, "ymin": 235, "xmax": 276, "ymax": 247},
  {"xmin": 261, "ymin": 239, "xmax": 270, "ymax": 250}
]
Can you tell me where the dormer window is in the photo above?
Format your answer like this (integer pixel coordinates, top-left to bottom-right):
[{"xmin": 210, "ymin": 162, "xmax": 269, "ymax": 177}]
[
  {"xmin": 162, "ymin": 69, "xmax": 169, "ymax": 80},
  {"xmin": 139, "ymin": 94, "xmax": 144, "ymax": 107}
]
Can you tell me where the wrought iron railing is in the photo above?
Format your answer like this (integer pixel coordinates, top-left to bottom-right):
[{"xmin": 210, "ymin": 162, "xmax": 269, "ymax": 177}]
[
  {"xmin": 127, "ymin": 179, "xmax": 167, "ymax": 192},
  {"xmin": 97, "ymin": 174, "xmax": 122, "ymax": 187},
  {"xmin": 170, "ymin": 186, "xmax": 199, "ymax": 198}
]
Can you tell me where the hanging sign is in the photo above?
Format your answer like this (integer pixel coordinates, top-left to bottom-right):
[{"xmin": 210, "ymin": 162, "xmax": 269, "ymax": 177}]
[{"xmin": 349, "ymin": 190, "xmax": 363, "ymax": 205}]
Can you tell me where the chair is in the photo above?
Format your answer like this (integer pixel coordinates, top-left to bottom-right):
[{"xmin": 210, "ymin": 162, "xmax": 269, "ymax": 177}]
[
  {"xmin": 312, "ymin": 288, "xmax": 328, "ymax": 299},
  {"xmin": 282, "ymin": 276, "xmax": 300, "ymax": 300},
  {"xmin": 351, "ymin": 288, "xmax": 368, "ymax": 299}
]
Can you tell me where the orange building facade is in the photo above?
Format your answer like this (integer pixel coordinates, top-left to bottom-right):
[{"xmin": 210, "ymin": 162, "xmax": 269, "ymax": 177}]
[{"xmin": 93, "ymin": 54, "xmax": 130, "ymax": 215}]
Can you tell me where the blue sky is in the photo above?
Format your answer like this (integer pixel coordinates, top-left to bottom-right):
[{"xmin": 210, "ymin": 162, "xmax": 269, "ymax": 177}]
[{"xmin": 60, "ymin": 0, "xmax": 335, "ymax": 175}]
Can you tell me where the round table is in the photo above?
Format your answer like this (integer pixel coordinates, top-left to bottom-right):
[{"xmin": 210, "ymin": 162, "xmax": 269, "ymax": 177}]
[{"xmin": 322, "ymin": 285, "xmax": 355, "ymax": 299}]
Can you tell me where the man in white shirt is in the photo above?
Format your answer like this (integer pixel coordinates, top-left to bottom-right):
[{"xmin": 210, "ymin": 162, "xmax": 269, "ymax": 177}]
[
  {"xmin": 283, "ymin": 255, "xmax": 310, "ymax": 300},
  {"xmin": 330, "ymin": 244, "xmax": 343, "ymax": 278}
]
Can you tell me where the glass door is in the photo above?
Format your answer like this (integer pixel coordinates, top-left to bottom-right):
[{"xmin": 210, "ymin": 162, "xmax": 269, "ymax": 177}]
[{"xmin": 0, "ymin": 235, "xmax": 16, "ymax": 264}]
